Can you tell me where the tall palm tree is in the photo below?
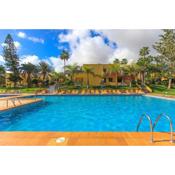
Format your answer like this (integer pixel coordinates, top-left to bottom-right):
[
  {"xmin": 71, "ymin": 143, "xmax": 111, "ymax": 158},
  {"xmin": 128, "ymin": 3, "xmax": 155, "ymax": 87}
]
[
  {"xmin": 82, "ymin": 65, "xmax": 94, "ymax": 88},
  {"xmin": 109, "ymin": 64, "xmax": 121, "ymax": 87},
  {"xmin": 20, "ymin": 63, "xmax": 37, "ymax": 87},
  {"xmin": 65, "ymin": 63, "xmax": 80, "ymax": 83},
  {"xmin": 120, "ymin": 64, "xmax": 128, "ymax": 86},
  {"xmin": 125, "ymin": 64, "xmax": 139, "ymax": 87},
  {"xmin": 0, "ymin": 65, "xmax": 5, "ymax": 86},
  {"xmin": 137, "ymin": 47, "xmax": 152, "ymax": 85},
  {"xmin": 60, "ymin": 50, "xmax": 69, "ymax": 73},
  {"xmin": 39, "ymin": 61, "xmax": 52, "ymax": 85}
]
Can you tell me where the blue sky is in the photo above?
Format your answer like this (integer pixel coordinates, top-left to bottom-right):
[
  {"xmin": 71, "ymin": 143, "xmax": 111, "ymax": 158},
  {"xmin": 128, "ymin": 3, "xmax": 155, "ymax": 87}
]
[
  {"xmin": 0, "ymin": 29, "xmax": 117, "ymax": 59},
  {"xmin": 0, "ymin": 29, "xmax": 70, "ymax": 58},
  {"xmin": 0, "ymin": 29, "xmax": 161, "ymax": 72}
]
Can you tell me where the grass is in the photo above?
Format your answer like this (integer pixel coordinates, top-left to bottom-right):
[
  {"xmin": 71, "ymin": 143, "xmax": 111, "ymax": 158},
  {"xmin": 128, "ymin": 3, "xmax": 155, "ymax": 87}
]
[
  {"xmin": 59, "ymin": 84, "xmax": 138, "ymax": 90},
  {"xmin": 0, "ymin": 85, "xmax": 139, "ymax": 93},
  {"xmin": 0, "ymin": 87, "xmax": 46, "ymax": 93},
  {"xmin": 150, "ymin": 84, "xmax": 175, "ymax": 96}
]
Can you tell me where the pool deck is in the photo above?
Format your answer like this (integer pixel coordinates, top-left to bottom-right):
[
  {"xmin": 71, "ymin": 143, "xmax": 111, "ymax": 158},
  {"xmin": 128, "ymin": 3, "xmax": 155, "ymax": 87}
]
[
  {"xmin": 0, "ymin": 132, "xmax": 174, "ymax": 146},
  {"xmin": 0, "ymin": 96, "xmax": 42, "ymax": 111}
]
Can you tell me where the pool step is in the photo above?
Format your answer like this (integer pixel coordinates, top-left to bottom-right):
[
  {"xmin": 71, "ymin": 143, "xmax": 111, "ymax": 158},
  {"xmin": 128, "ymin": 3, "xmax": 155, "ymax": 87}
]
[{"xmin": 136, "ymin": 113, "xmax": 174, "ymax": 143}]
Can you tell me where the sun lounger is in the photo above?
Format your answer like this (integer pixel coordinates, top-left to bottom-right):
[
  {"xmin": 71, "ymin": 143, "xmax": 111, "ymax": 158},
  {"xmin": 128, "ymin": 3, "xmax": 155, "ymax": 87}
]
[
  {"xmin": 95, "ymin": 90, "xmax": 100, "ymax": 94},
  {"xmin": 91, "ymin": 90, "xmax": 95, "ymax": 94},
  {"xmin": 81, "ymin": 90, "xmax": 86, "ymax": 94},
  {"xmin": 101, "ymin": 90, "xmax": 108, "ymax": 94}
]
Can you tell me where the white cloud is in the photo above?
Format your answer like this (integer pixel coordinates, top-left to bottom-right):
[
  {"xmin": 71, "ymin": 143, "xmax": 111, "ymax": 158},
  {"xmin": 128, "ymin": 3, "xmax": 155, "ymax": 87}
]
[
  {"xmin": 0, "ymin": 55, "xmax": 5, "ymax": 65},
  {"xmin": 17, "ymin": 32, "xmax": 26, "ymax": 38},
  {"xmin": 49, "ymin": 56, "xmax": 64, "ymax": 72},
  {"xmin": 21, "ymin": 55, "xmax": 41, "ymax": 65},
  {"xmin": 69, "ymin": 36, "xmax": 114, "ymax": 64},
  {"xmin": 1, "ymin": 41, "xmax": 21, "ymax": 49},
  {"xmin": 20, "ymin": 55, "xmax": 61, "ymax": 72},
  {"xmin": 110, "ymin": 48, "xmax": 136, "ymax": 63},
  {"xmin": 58, "ymin": 29, "xmax": 162, "ymax": 66},
  {"xmin": 14, "ymin": 41, "xmax": 21, "ymax": 49},
  {"xmin": 28, "ymin": 37, "xmax": 44, "ymax": 44},
  {"xmin": 98, "ymin": 29, "xmax": 162, "ymax": 59},
  {"xmin": 17, "ymin": 31, "xmax": 44, "ymax": 44},
  {"xmin": 1, "ymin": 43, "xmax": 7, "ymax": 47},
  {"xmin": 59, "ymin": 30, "xmax": 115, "ymax": 65}
]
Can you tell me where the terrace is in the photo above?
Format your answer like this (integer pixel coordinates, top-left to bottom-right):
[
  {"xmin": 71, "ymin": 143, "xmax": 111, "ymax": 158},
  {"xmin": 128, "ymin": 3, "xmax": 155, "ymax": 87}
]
[{"xmin": 0, "ymin": 132, "xmax": 174, "ymax": 146}]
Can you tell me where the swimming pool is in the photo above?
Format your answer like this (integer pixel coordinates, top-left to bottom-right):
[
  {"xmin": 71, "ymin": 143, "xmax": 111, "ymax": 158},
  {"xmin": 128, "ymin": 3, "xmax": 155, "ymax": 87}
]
[{"xmin": 0, "ymin": 95, "xmax": 175, "ymax": 131}]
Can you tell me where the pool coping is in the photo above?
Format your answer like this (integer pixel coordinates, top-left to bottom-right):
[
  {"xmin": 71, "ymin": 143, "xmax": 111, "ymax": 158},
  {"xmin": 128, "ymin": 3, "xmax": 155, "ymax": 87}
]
[
  {"xmin": 144, "ymin": 94, "xmax": 175, "ymax": 101},
  {"xmin": 0, "ymin": 98, "xmax": 43, "ymax": 112}
]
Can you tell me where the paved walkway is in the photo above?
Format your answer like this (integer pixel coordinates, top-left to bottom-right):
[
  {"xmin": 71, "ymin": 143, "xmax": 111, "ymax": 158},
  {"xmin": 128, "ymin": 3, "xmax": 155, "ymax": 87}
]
[{"xmin": 0, "ymin": 132, "xmax": 174, "ymax": 146}]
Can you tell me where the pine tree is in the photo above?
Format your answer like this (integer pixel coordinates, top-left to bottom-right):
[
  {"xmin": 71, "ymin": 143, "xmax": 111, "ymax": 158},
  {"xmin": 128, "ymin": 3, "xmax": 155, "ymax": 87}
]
[
  {"xmin": 3, "ymin": 34, "xmax": 21, "ymax": 87},
  {"xmin": 153, "ymin": 30, "xmax": 175, "ymax": 89}
]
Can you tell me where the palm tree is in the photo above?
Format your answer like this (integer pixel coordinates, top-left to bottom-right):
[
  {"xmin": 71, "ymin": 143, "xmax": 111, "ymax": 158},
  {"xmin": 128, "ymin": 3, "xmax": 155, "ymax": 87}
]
[
  {"xmin": 20, "ymin": 63, "xmax": 37, "ymax": 87},
  {"xmin": 65, "ymin": 63, "xmax": 80, "ymax": 83},
  {"xmin": 125, "ymin": 64, "xmax": 139, "ymax": 87},
  {"xmin": 137, "ymin": 47, "xmax": 152, "ymax": 85},
  {"xmin": 121, "ymin": 58, "xmax": 128, "ymax": 65},
  {"xmin": 120, "ymin": 64, "xmax": 128, "ymax": 86},
  {"xmin": 0, "ymin": 65, "xmax": 5, "ymax": 86},
  {"xmin": 60, "ymin": 50, "xmax": 69, "ymax": 73},
  {"xmin": 113, "ymin": 58, "xmax": 120, "ymax": 64},
  {"xmin": 39, "ymin": 61, "xmax": 52, "ymax": 86},
  {"xmin": 109, "ymin": 64, "xmax": 121, "ymax": 87},
  {"xmin": 50, "ymin": 71, "xmax": 65, "ymax": 87},
  {"xmin": 82, "ymin": 65, "xmax": 94, "ymax": 88}
]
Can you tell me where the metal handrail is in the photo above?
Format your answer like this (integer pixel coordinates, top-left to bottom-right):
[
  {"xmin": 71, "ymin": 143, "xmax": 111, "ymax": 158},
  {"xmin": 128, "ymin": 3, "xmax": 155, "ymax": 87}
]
[
  {"xmin": 136, "ymin": 113, "xmax": 154, "ymax": 143},
  {"xmin": 153, "ymin": 113, "xmax": 174, "ymax": 143}
]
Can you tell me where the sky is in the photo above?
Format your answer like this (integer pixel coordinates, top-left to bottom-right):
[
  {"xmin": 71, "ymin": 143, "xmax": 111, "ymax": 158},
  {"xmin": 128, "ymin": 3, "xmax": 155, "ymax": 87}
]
[{"xmin": 0, "ymin": 29, "xmax": 162, "ymax": 72}]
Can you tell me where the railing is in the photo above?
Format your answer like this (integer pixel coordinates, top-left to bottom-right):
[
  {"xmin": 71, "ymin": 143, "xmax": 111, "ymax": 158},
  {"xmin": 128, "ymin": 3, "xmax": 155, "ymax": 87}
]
[
  {"xmin": 136, "ymin": 113, "xmax": 154, "ymax": 143},
  {"xmin": 153, "ymin": 113, "xmax": 174, "ymax": 143}
]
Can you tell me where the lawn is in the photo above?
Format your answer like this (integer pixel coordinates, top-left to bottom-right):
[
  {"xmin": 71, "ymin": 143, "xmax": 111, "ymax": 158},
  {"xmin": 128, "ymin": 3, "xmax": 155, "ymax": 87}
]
[
  {"xmin": 0, "ymin": 85, "xmax": 139, "ymax": 93},
  {"xmin": 150, "ymin": 85, "xmax": 175, "ymax": 96},
  {"xmin": 0, "ymin": 87, "xmax": 46, "ymax": 93}
]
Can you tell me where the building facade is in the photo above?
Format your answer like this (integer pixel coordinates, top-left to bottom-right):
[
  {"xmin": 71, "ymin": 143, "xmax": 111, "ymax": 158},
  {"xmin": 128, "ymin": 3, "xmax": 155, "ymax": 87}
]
[{"xmin": 74, "ymin": 64, "xmax": 134, "ymax": 86}]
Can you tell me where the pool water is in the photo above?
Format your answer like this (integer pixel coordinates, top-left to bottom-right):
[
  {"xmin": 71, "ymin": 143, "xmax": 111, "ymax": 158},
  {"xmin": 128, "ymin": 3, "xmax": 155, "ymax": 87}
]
[{"xmin": 0, "ymin": 95, "xmax": 175, "ymax": 131}]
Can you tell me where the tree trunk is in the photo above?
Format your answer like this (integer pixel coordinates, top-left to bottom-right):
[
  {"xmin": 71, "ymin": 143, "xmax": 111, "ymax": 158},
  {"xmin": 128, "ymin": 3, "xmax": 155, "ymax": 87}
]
[
  {"xmin": 141, "ymin": 72, "xmax": 145, "ymax": 85},
  {"xmin": 87, "ymin": 73, "xmax": 89, "ymax": 88},
  {"xmin": 14, "ymin": 82, "xmax": 16, "ymax": 88},
  {"xmin": 116, "ymin": 75, "xmax": 118, "ymax": 87},
  {"xmin": 64, "ymin": 59, "xmax": 66, "ymax": 73},
  {"xmin": 43, "ymin": 74, "xmax": 46, "ymax": 86},
  {"xmin": 168, "ymin": 78, "xmax": 172, "ymax": 89},
  {"xmin": 121, "ymin": 77, "xmax": 124, "ymax": 86},
  {"xmin": 129, "ymin": 81, "xmax": 132, "ymax": 88},
  {"xmin": 27, "ymin": 73, "xmax": 31, "ymax": 88},
  {"xmin": 71, "ymin": 73, "xmax": 74, "ymax": 84}
]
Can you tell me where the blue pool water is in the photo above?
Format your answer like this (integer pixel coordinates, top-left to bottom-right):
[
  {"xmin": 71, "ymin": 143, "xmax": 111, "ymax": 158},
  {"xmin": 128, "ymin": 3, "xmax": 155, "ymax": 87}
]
[{"xmin": 0, "ymin": 95, "xmax": 175, "ymax": 131}]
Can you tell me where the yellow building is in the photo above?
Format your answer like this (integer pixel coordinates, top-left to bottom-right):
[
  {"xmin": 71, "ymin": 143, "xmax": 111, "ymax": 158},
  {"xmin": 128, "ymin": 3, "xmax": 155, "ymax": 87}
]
[{"xmin": 74, "ymin": 64, "xmax": 133, "ymax": 86}]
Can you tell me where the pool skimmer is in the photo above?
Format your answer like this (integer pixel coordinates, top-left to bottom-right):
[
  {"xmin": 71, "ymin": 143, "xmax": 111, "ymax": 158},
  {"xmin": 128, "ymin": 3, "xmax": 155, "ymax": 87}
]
[{"xmin": 55, "ymin": 137, "xmax": 66, "ymax": 143}]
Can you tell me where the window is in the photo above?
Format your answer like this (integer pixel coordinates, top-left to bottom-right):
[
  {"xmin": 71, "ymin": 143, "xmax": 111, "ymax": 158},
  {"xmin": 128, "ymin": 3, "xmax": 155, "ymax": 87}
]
[
  {"xmin": 103, "ymin": 78, "xmax": 106, "ymax": 83},
  {"xmin": 109, "ymin": 78, "xmax": 113, "ymax": 82}
]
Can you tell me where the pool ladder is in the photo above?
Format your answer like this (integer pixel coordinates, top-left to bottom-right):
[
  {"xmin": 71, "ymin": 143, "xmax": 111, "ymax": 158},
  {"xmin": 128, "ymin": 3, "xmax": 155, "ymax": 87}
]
[{"xmin": 136, "ymin": 113, "xmax": 174, "ymax": 143}]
